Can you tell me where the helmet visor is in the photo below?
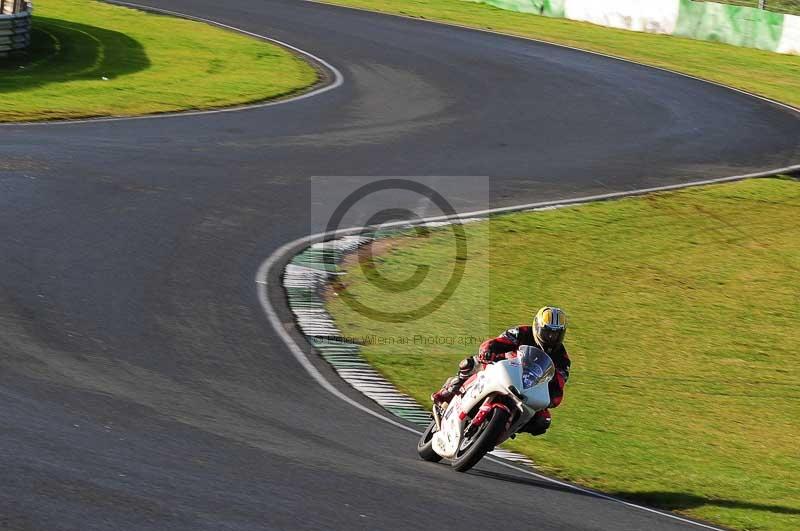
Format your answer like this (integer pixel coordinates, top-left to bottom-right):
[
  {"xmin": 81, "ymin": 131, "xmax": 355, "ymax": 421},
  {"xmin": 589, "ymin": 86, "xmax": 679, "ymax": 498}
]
[{"xmin": 538, "ymin": 326, "xmax": 565, "ymax": 350}]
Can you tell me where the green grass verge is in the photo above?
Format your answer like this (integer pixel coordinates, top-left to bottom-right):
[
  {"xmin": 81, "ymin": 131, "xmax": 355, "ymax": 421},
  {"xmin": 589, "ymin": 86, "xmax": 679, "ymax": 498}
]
[
  {"xmin": 326, "ymin": 177, "xmax": 800, "ymax": 531},
  {"xmin": 0, "ymin": 0, "xmax": 318, "ymax": 122},
  {"xmin": 318, "ymin": 0, "xmax": 800, "ymax": 108}
]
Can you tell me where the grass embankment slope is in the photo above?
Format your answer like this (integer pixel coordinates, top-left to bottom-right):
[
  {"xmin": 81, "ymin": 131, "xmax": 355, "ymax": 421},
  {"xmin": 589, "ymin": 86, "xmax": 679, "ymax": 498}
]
[
  {"xmin": 327, "ymin": 178, "xmax": 800, "ymax": 531},
  {"xmin": 0, "ymin": 0, "xmax": 318, "ymax": 121},
  {"xmin": 320, "ymin": 0, "xmax": 800, "ymax": 108}
]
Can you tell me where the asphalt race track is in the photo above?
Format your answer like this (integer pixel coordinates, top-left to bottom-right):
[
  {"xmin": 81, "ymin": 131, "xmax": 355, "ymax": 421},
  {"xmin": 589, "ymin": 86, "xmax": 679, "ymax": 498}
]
[{"xmin": 1, "ymin": 1, "xmax": 799, "ymax": 529}]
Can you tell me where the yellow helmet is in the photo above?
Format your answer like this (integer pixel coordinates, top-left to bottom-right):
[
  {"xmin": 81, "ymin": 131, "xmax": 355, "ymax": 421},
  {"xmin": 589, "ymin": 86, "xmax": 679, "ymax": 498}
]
[{"xmin": 533, "ymin": 306, "xmax": 567, "ymax": 353}]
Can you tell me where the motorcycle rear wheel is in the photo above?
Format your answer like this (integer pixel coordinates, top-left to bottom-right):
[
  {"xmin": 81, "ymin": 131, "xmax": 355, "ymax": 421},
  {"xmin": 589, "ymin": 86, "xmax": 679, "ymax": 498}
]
[
  {"xmin": 451, "ymin": 407, "xmax": 509, "ymax": 473},
  {"xmin": 417, "ymin": 419, "xmax": 443, "ymax": 462}
]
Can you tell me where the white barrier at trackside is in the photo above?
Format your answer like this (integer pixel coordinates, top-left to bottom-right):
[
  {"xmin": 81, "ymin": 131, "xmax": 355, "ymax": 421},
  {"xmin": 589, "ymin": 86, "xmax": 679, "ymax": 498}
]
[
  {"xmin": 564, "ymin": 0, "xmax": 681, "ymax": 34},
  {"xmin": 468, "ymin": 0, "xmax": 800, "ymax": 55},
  {"xmin": 778, "ymin": 13, "xmax": 800, "ymax": 54}
]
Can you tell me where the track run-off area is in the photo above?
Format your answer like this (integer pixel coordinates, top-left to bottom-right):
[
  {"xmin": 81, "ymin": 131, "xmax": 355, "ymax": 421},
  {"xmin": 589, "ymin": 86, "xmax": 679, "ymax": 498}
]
[{"xmin": 1, "ymin": 0, "xmax": 799, "ymax": 530}]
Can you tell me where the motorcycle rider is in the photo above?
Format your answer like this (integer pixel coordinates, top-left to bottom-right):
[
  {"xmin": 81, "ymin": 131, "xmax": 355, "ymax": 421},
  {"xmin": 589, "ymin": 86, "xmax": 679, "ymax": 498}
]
[{"xmin": 431, "ymin": 306, "xmax": 570, "ymax": 436}]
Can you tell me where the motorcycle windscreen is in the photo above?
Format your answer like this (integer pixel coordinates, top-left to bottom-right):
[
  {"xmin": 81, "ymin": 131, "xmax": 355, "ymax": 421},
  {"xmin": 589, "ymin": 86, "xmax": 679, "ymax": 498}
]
[{"xmin": 520, "ymin": 346, "xmax": 555, "ymax": 389}]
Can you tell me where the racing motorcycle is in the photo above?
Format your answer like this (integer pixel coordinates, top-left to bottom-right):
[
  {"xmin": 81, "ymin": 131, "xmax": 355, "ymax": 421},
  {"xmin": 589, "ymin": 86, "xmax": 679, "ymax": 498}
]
[{"xmin": 417, "ymin": 345, "xmax": 554, "ymax": 472}]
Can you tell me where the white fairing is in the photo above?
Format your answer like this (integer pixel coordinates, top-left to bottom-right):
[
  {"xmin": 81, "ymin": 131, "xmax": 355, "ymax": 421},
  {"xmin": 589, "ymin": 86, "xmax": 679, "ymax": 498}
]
[
  {"xmin": 431, "ymin": 354, "xmax": 552, "ymax": 459},
  {"xmin": 521, "ymin": 374, "xmax": 551, "ymax": 410}
]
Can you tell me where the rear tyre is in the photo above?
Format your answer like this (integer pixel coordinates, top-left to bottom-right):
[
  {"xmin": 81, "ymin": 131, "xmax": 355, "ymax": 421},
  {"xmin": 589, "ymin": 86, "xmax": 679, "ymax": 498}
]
[
  {"xmin": 451, "ymin": 407, "xmax": 509, "ymax": 473},
  {"xmin": 417, "ymin": 419, "xmax": 443, "ymax": 462}
]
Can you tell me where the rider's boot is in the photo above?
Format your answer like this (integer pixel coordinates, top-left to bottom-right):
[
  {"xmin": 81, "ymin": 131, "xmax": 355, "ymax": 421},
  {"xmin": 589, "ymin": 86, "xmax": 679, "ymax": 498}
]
[
  {"xmin": 431, "ymin": 376, "xmax": 463, "ymax": 405},
  {"xmin": 431, "ymin": 357, "xmax": 477, "ymax": 406},
  {"xmin": 520, "ymin": 409, "xmax": 552, "ymax": 436}
]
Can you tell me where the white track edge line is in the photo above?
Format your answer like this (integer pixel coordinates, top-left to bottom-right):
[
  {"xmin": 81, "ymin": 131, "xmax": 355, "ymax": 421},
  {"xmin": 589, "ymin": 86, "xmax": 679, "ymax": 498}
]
[
  {"xmin": 0, "ymin": 1, "xmax": 344, "ymax": 127},
  {"xmin": 251, "ymin": 169, "xmax": 800, "ymax": 530}
]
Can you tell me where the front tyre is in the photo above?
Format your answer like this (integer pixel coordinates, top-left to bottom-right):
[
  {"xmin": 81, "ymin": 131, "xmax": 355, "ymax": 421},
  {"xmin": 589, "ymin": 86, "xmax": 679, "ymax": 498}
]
[
  {"xmin": 451, "ymin": 407, "xmax": 510, "ymax": 473},
  {"xmin": 417, "ymin": 419, "xmax": 443, "ymax": 462}
]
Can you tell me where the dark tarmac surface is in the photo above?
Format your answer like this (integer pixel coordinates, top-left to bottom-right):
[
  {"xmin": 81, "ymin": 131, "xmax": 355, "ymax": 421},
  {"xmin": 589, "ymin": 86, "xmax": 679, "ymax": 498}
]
[{"xmin": 1, "ymin": 0, "xmax": 798, "ymax": 529}]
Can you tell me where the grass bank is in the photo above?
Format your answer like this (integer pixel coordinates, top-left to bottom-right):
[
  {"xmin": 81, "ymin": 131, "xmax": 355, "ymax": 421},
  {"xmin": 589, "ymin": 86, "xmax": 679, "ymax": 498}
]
[
  {"xmin": 319, "ymin": 0, "xmax": 800, "ymax": 108},
  {"xmin": 0, "ymin": 0, "xmax": 318, "ymax": 122},
  {"xmin": 326, "ymin": 177, "xmax": 800, "ymax": 531}
]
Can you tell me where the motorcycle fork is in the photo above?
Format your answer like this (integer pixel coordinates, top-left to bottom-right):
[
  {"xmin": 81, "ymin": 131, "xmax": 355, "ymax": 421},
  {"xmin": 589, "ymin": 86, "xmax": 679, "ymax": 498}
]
[{"xmin": 432, "ymin": 404, "xmax": 443, "ymax": 431}]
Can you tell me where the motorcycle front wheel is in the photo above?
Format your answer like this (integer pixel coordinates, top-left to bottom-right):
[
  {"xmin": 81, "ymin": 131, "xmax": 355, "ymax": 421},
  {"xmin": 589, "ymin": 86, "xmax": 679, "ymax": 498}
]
[
  {"xmin": 417, "ymin": 419, "xmax": 443, "ymax": 462},
  {"xmin": 451, "ymin": 407, "xmax": 510, "ymax": 472}
]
